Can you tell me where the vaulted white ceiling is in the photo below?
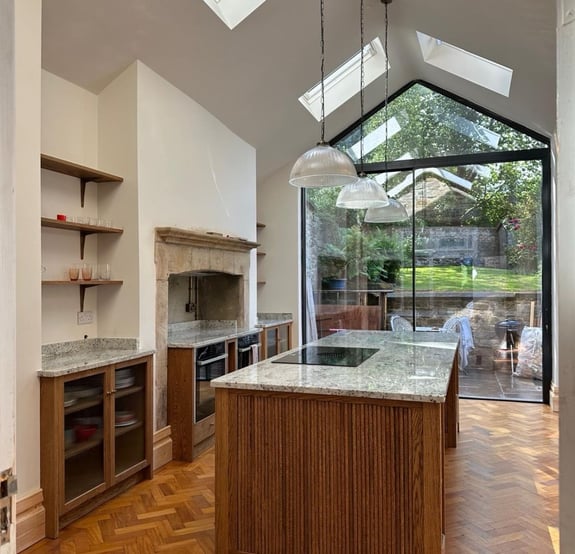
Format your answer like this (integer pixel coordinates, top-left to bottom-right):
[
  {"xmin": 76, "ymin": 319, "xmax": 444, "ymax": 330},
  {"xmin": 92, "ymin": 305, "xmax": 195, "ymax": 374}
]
[{"xmin": 42, "ymin": 0, "xmax": 556, "ymax": 182}]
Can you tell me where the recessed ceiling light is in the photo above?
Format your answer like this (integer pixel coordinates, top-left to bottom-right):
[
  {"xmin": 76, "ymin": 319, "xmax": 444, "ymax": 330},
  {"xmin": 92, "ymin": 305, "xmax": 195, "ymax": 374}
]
[
  {"xmin": 202, "ymin": 0, "xmax": 267, "ymax": 30},
  {"xmin": 416, "ymin": 31, "xmax": 513, "ymax": 97},
  {"xmin": 299, "ymin": 37, "xmax": 390, "ymax": 121}
]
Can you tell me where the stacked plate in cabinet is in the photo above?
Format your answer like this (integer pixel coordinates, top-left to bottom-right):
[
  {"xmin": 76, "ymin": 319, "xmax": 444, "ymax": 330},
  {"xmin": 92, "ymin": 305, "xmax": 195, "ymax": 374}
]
[
  {"xmin": 115, "ymin": 410, "xmax": 137, "ymax": 427},
  {"xmin": 115, "ymin": 368, "xmax": 135, "ymax": 389}
]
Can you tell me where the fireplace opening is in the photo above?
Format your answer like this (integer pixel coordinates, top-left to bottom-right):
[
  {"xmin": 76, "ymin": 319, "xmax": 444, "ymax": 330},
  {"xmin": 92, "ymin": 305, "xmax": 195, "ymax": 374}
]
[{"xmin": 168, "ymin": 271, "xmax": 243, "ymax": 324}]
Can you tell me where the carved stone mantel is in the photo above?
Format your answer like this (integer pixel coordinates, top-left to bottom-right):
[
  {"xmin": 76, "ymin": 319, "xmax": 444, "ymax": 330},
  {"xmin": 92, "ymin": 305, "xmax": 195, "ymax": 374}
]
[{"xmin": 156, "ymin": 227, "xmax": 258, "ymax": 252}]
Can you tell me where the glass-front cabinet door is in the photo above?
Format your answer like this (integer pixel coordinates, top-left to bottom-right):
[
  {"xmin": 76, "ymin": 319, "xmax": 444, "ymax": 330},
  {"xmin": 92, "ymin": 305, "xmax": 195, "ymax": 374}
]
[
  {"xmin": 278, "ymin": 324, "xmax": 290, "ymax": 353},
  {"xmin": 266, "ymin": 328, "xmax": 278, "ymax": 358},
  {"xmin": 113, "ymin": 360, "xmax": 148, "ymax": 479},
  {"xmin": 63, "ymin": 372, "xmax": 106, "ymax": 504}
]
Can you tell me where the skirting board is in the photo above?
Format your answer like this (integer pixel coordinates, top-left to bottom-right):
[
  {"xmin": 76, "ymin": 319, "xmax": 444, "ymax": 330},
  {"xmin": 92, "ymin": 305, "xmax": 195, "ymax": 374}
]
[
  {"xmin": 153, "ymin": 425, "xmax": 173, "ymax": 471},
  {"xmin": 16, "ymin": 489, "xmax": 45, "ymax": 553}
]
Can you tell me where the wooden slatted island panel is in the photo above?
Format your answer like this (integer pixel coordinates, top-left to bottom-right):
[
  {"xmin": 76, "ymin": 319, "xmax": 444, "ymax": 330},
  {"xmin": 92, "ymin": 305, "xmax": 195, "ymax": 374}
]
[{"xmin": 213, "ymin": 330, "xmax": 459, "ymax": 554}]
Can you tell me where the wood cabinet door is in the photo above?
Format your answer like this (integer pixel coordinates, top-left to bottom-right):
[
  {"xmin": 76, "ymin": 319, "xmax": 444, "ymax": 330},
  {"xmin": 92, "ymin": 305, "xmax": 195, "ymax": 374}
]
[
  {"xmin": 60, "ymin": 368, "xmax": 108, "ymax": 514},
  {"xmin": 111, "ymin": 356, "xmax": 152, "ymax": 483}
]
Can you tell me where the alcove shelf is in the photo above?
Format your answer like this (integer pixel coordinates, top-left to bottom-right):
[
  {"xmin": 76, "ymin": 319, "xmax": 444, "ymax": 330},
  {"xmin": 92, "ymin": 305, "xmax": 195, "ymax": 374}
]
[
  {"xmin": 41, "ymin": 153, "xmax": 123, "ymax": 207},
  {"xmin": 41, "ymin": 280, "xmax": 123, "ymax": 311},
  {"xmin": 41, "ymin": 217, "xmax": 123, "ymax": 259}
]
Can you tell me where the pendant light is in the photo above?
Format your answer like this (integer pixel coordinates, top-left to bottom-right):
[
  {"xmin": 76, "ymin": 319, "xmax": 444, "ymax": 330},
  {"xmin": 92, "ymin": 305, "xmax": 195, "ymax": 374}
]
[
  {"xmin": 336, "ymin": 0, "xmax": 389, "ymax": 209},
  {"xmin": 289, "ymin": 0, "xmax": 358, "ymax": 188},
  {"xmin": 364, "ymin": 0, "xmax": 408, "ymax": 223}
]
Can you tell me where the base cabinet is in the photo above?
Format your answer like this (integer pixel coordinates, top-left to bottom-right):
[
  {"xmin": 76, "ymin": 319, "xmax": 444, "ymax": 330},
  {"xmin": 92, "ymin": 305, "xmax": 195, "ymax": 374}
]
[
  {"xmin": 216, "ymin": 390, "xmax": 447, "ymax": 554},
  {"xmin": 260, "ymin": 322, "xmax": 292, "ymax": 359},
  {"xmin": 40, "ymin": 355, "xmax": 153, "ymax": 538},
  {"xmin": 168, "ymin": 344, "xmax": 233, "ymax": 461}
]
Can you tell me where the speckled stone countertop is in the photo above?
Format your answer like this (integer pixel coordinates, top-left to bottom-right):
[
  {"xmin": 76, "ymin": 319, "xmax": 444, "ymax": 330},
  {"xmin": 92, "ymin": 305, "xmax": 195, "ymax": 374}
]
[
  {"xmin": 168, "ymin": 320, "xmax": 262, "ymax": 348},
  {"xmin": 255, "ymin": 312, "xmax": 293, "ymax": 328},
  {"xmin": 211, "ymin": 330, "xmax": 459, "ymax": 403},
  {"xmin": 39, "ymin": 338, "xmax": 155, "ymax": 378}
]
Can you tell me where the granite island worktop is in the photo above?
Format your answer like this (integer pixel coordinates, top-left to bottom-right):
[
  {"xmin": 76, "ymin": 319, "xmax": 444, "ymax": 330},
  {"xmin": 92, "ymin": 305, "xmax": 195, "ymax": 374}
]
[
  {"xmin": 214, "ymin": 329, "xmax": 460, "ymax": 553},
  {"xmin": 212, "ymin": 329, "xmax": 458, "ymax": 402},
  {"xmin": 39, "ymin": 338, "xmax": 155, "ymax": 377}
]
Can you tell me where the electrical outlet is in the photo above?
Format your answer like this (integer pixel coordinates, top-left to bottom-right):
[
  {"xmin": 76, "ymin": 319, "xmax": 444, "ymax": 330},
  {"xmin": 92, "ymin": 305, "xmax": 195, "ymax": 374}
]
[{"xmin": 77, "ymin": 311, "xmax": 94, "ymax": 325}]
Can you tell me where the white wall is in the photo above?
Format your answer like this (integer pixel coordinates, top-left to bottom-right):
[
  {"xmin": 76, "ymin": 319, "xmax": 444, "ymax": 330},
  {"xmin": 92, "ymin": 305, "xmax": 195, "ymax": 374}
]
[
  {"xmin": 41, "ymin": 71, "xmax": 98, "ymax": 167},
  {"xmin": 41, "ymin": 71, "xmax": 100, "ymax": 342},
  {"xmin": 0, "ymin": 0, "xmax": 16, "ymax": 551},
  {"xmin": 14, "ymin": 0, "xmax": 42, "ymax": 505},
  {"xmin": 97, "ymin": 63, "xmax": 140, "ymax": 341},
  {"xmin": 557, "ymin": 5, "xmax": 575, "ymax": 550},
  {"xmin": 136, "ymin": 62, "xmax": 257, "ymax": 344},
  {"xmin": 257, "ymin": 164, "xmax": 301, "ymax": 344}
]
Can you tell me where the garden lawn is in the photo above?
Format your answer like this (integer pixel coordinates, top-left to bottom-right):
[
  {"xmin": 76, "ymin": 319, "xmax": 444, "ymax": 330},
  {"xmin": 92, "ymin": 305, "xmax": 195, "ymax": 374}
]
[{"xmin": 396, "ymin": 266, "xmax": 540, "ymax": 292}]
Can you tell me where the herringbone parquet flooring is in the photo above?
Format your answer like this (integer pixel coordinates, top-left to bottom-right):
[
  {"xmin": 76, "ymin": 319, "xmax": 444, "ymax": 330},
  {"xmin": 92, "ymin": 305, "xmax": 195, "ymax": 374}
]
[{"xmin": 24, "ymin": 400, "xmax": 558, "ymax": 553}]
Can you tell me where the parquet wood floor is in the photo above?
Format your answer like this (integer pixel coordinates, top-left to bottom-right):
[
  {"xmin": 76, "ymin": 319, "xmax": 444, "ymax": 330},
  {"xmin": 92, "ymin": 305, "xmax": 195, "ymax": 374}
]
[{"xmin": 24, "ymin": 399, "xmax": 558, "ymax": 553}]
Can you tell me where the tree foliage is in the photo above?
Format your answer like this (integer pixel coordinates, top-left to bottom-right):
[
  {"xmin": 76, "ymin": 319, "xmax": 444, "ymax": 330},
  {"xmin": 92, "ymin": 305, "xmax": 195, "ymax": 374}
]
[{"xmin": 307, "ymin": 82, "xmax": 546, "ymax": 281}]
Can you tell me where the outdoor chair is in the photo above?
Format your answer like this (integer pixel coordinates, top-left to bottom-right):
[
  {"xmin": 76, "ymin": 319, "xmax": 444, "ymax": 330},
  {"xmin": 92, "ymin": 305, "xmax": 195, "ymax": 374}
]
[
  {"xmin": 442, "ymin": 315, "xmax": 474, "ymax": 370},
  {"xmin": 390, "ymin": 315, "xmax": 414, "ymax": 331}
]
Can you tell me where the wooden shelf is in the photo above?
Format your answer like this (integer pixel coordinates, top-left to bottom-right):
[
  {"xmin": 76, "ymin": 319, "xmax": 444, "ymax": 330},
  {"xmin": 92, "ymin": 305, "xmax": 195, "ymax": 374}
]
[
  {"xmin": 41, "ymin": 217, "xmax": 123, "ymax": 234},
  {"xmin": 114, "ymin": 420, "xmax": 143, "ymax": 438},
  {"xmin": 41, "ymin": 153, "xmax": 123, "ymax": 207},
  {"xmin": 42, "ymin": 280, "xmax": 123, "ymax": 285},
  {"xmin": 41, "ymin": 217, "xmax": 123, "ymax": 259},
  {"xmin": 257, "ymin": 224, "xmax": 265, "ymax": 288},
  {"xmin": 115, "ymin": 385, "xmax": 144, "ymax": 400},
  {"xmin": 42, "ymin": 280, "xmax": 123, "ymax": 311},
  {"xmin": 64, "ymin": 396, "xmax": 103, "ymax": 416},
  {"xmin": 64, "ymin": 431, "xmax": 103, "ymax": 460}
]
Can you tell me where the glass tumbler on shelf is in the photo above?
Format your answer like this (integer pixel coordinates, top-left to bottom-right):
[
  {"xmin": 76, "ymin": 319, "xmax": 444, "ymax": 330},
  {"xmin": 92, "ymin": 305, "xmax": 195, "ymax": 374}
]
[
  {"xmin": 81, "ymin": 263, "xmax": 93, "ymax": 281},
  {"xmin": 68, "ymin": 264, "xmax": 80, "ymax": 281},
  {"xmin": 98, "ymin": 263, "xmax": 111, "ymax": 280}
]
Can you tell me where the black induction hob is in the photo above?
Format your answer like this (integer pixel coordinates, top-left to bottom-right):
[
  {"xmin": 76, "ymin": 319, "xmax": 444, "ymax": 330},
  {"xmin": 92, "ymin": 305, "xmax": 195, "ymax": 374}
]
[{"xmin": 271, "ymin": 345, "xmax": 378, "ymax": 367}]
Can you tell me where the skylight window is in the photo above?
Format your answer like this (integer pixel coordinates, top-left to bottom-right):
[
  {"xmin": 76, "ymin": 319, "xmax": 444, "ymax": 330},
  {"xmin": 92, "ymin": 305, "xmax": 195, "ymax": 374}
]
[
  {"xmin": 202, "ymin": 0, "xmax": 267, "ymax": 30},
  {"xmin": 347, "ymin": 117, "xmax": 401, "ymax": 161},
  {"xmin": 416, "ymin": 31, "xmax": 513, "ymax": 97},
  {"xmin": 299, "ymin": 37, "xmax": 389, "ymax": 121},
  {"xmin": 438, "ymin": 113, "xmax": 501, "ymax": 148}
]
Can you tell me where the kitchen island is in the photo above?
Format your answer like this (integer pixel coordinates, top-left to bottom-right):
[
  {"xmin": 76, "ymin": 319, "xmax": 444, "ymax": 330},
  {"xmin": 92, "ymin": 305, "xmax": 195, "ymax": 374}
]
[{"xmin": 212, "ymin": 330, "xmax": 459, "ymax": 554}]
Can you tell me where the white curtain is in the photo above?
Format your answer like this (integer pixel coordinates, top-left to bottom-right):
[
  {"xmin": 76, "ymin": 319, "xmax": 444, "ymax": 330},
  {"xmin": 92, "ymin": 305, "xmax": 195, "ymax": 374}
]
[{"xmin": 305, "ymin": 275, "xmax": 318, "ymax": 342}]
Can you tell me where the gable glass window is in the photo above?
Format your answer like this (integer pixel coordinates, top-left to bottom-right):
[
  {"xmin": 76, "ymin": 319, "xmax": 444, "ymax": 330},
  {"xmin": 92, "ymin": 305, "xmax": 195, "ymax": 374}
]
[{"xmin": 302, "ymin": 81, "xmax": 551, "ymax": 403}]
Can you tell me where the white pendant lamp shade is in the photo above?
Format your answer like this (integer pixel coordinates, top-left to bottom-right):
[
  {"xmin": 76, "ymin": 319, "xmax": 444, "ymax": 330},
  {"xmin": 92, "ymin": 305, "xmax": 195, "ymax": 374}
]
[
  {"xmin": 289, "ymin": 142, "xmax": 358, "ymax": 188},
  {"xmin": 364, "ymin": 198, "xmax": 409, "ymax": 222},
  {"xmin": 336, "ymin": 175, "xmax": 390, "ymax": 208}
]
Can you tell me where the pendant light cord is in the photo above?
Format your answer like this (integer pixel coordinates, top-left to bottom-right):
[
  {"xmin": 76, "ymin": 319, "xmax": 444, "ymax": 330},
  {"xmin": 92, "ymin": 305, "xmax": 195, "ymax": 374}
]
[
  {"xmin": 359, "ymin": 0, "xmax": 365, "ymax": 176},
  {"xmin": 384, "ymin": 0, "xmax": 389, "ymax": 177},
  {"xmin": 320, "ymin": 0, "xmax": 326, "ymax": 144}
]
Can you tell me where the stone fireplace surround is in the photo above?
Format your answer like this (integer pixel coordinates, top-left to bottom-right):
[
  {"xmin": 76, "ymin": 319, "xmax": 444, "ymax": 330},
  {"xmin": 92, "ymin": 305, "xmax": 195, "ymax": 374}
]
[{"xmin": 155, "ymin": 227, "xmax": 258, "ymax": 432}]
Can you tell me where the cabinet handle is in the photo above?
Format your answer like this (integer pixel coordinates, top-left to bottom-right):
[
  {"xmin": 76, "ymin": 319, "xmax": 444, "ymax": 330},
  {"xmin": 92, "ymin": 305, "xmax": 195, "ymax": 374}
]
[{"xmin": 106, "ymin": 389, "xmax": 117, "ymax": 396}]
